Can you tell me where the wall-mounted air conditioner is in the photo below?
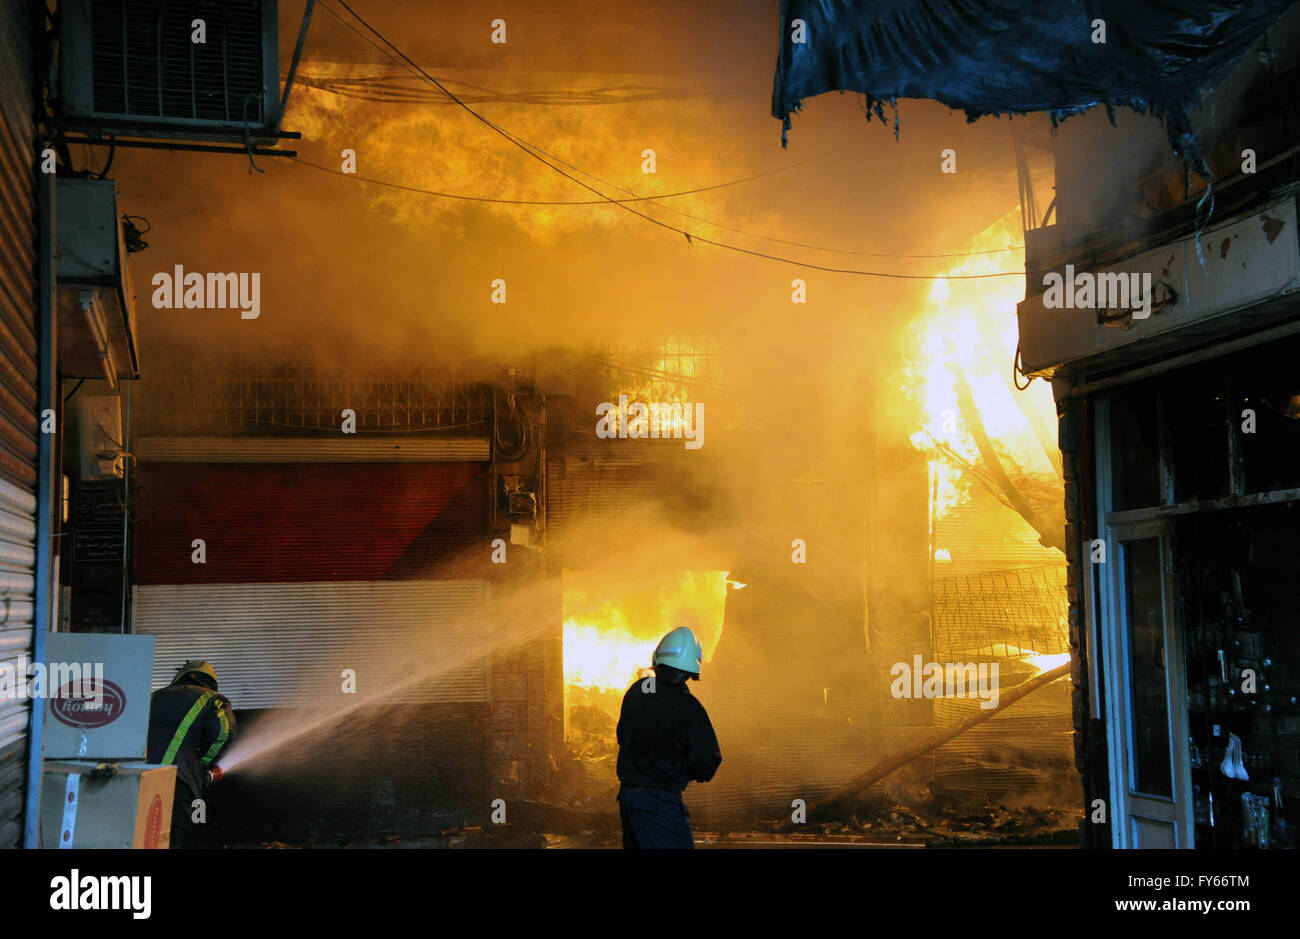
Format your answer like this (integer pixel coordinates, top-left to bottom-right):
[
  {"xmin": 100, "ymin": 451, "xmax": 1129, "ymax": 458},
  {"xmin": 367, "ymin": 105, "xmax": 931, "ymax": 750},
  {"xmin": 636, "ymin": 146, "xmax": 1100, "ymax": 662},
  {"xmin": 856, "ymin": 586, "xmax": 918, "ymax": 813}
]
[
  {"xmin": 56, "ymin": 178, "xmax": 139, "ymax": 383},
  {"xmin": 58, "ymin": 0, "xmax": 280, "ymax": 142}
]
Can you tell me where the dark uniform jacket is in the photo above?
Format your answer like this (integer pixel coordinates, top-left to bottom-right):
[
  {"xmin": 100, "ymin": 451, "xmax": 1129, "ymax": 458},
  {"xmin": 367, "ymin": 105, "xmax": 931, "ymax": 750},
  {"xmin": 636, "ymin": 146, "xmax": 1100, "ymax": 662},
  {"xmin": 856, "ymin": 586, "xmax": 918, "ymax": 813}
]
[
  {"xmin": 146, "ymin": 681, "xmax": 237, "ymax": 797},
  {"xmin": 616, "ymin": 674, "xmax": 721, "ymax": 792}
]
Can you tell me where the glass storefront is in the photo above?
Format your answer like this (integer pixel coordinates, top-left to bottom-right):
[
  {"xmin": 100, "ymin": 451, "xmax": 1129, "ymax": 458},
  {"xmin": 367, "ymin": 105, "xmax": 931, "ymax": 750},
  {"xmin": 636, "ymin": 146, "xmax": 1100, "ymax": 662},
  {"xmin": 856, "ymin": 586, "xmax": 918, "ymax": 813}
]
[{"xmin": 1097, "ymin": 334, "xmax": 1300, "ymax": 848}]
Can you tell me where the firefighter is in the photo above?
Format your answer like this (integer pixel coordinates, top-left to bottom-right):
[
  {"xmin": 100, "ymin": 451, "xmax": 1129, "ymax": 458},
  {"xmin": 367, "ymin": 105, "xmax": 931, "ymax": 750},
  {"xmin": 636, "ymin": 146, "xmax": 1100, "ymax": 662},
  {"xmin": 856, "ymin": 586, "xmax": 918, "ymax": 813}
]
[
  {"xmin": 146, "ymin": 660, "xmax": 236, "ymax": 848},
  {"xmin": 616, "ymin": 626, "xmax": 722, "ymax": 849}
]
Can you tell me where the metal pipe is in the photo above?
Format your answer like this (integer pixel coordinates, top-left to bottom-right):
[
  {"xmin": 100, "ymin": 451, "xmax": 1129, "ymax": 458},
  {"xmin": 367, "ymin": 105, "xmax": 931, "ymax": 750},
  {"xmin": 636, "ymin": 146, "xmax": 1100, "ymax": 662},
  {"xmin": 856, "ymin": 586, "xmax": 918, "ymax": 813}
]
[
  {"xmin": 59, "ymin": 135, "xmax": 297, "ymax": 157},
  {"xmin": 277, "ymin": 0, "xmax": 317, "ymax": 131},
  {"xmin": 805, "ymin": 662, "xmax": 1072, "ymax": 823},
  {"xmin": 23, "ymin": 165, "xmax": 58, "ymax": 848}
]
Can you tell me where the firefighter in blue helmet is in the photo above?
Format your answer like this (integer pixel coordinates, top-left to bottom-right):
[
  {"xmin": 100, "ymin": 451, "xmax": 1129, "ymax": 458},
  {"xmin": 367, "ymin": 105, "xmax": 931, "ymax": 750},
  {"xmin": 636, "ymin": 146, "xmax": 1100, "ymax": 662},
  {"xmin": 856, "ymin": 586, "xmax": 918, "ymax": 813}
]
[
  {"xmin": 146, "ymin": 660, "xmax": 236, "ymax": 848},
  {"xmin": 616, "ymin": 626, "xmax": 722, "ymax": 849}
]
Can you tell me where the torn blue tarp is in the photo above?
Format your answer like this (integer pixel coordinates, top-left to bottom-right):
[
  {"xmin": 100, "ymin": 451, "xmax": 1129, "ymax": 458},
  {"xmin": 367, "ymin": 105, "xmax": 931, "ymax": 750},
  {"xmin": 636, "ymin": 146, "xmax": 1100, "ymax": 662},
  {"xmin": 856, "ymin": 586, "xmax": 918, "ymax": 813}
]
[{"xmin": 772, "ymin": 0, "xmax": 1294, "ymax": 161}]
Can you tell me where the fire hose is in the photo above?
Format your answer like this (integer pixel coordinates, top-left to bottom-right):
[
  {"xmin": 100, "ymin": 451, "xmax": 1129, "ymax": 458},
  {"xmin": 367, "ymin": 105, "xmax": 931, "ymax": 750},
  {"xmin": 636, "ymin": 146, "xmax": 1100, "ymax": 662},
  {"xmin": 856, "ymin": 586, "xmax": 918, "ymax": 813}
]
[{"xmin": 795, "ymin": 661, "xmax": 1072, "ymax": 825}]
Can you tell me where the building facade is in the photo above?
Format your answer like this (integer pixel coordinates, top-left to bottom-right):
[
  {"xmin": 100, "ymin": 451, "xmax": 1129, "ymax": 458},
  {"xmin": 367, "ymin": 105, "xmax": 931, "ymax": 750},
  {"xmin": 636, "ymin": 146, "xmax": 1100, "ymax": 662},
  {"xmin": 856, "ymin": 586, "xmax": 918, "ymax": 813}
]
[
  {"xmin": 0, "ymin": 0, "xmax": 46, "ymax": 850},
  {"xmin": 1018, "ymin": 7, "xmax": 1300, "ymax": 848}
]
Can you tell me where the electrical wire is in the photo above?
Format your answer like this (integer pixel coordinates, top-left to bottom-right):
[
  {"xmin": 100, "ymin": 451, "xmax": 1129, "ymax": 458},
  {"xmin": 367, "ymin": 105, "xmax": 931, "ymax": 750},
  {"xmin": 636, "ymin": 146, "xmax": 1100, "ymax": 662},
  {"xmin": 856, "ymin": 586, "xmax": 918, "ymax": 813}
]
[
  {"xmin": 96, "ymin": 142, "xmax": 116, "ymax": 179},
  {"xmin": 328, "ymin": 0, "xmax": 1028, "ymax": 281},
  {"xmin": 493, "ymin": 392, "xmax": 532, "ymax": 463},
  {"xmin": 1013, "ymin": 341, "xmax": 1035, "ymax": 391},
  {"xmin": 290, "ymin": 70, "xmax": 753, "ymax": 107},
  {"xmin": 315, "ymin": 0, "xmax": 1020, "ymax": 262},
  {"xmin": 306, "ymin": 9, "xmax": 1019, "ymax": 260},
  {"xmin": 295, "ymin": 154, "xmax": 1019, "ymax": 261},
  {"xmin": 121, "ymin": 215, "xmax": 150, "ymax": 253},
  {"xmin": 292, "ymin": 153, "xmax": 827, "ymax": 206},
  {"xmin": 597, "ymin": 358, "xmax": 727, "ymax": 394},
  {"xmin": 504, "ymin": 122, "xmax": 1020, "ymax": 260},
  {"xmin": 96, "ymin": 422, "xmax": 126, "ymax": 451}
]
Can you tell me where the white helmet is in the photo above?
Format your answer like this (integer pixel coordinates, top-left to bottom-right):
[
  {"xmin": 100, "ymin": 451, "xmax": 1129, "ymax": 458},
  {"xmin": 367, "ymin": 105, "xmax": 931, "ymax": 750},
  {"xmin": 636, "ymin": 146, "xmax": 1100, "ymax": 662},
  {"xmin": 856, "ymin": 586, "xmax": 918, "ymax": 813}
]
[{"xmin": 652, "ymin": 626, "xmax": 703, "ymax": 677}]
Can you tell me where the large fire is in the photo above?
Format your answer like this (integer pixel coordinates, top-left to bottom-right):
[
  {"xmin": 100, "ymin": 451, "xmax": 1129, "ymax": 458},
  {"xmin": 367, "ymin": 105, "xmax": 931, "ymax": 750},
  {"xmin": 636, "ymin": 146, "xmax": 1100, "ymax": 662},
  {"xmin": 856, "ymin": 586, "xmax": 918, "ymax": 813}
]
[
  {"xmin": 563, "ymin": 621, "xmax": 655, "ymax": 692},
  {"xmin": 562, "ymin": 570, "xmax": 728, "ymax": 730},
  {"xmin": 978, "ymin": 643, "xmax": 1072, "ymax": 674},
  {"xmin": 597, "ymin": 336, "xmax": 720, "ymax": 438},
  {"xmin": 904, "ymin": 207, "xmax": 1060, "ymax": 519},
  {"xmin": 1025, "ymin": 652, "xmax": 1071, "ymax": 673}
]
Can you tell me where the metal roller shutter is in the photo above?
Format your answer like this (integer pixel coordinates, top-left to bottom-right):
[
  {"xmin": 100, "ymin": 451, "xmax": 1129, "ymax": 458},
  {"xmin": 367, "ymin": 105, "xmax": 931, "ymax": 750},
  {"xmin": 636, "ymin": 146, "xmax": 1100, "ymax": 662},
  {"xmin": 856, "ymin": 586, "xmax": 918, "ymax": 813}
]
[
  {"xmin": 547, "ymin": 457, "xmax": 731, "ymax": 570},
  {"xmin": 132, "ymin": 461, "xmax": 490, "ymax": 584},
  {"xmin": 0, "ymin": 0, "xmax": 39, "ymax": 850},
  {"xmin": 130, "ymin": 461, "xmax": 493, "ymax": 708},
  {"xmin": 133, "ymin": 580, "xmax": 491, "ymax": 708}
]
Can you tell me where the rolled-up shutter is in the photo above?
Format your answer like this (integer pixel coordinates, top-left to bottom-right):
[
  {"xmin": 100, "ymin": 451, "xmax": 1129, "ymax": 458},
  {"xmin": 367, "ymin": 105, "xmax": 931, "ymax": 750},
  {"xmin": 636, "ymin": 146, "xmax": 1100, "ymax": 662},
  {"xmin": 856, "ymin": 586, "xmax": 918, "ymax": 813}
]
[
  {"xmin": 134, "ymin": 580, "xmax": 490, "ymax": 707},
  {"xmin": 0, "ymin": 0, "xmax": 39, "ymax": 849}
]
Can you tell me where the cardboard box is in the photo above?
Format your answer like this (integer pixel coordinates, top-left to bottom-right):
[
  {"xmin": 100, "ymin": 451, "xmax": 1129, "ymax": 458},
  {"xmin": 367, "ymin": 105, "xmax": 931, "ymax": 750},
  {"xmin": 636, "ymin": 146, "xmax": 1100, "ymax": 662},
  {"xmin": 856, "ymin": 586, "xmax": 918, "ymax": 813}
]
[
  {"xmin": 43, "ymin": 633, "xmax": 155, "ymax": 760},
  {"xmin": 41, "ymin": 762, "xmax": 175, "ymax": 849}
]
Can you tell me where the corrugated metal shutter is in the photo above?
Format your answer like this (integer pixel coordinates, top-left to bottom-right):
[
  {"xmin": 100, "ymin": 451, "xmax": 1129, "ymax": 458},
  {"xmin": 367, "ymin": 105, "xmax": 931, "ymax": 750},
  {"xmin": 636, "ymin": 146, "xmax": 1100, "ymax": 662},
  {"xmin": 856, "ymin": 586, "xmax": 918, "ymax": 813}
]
[
  {"xmin": 0, "ymin": 0, "xmax": 38, "ymax": 850},
  {"xmin": 134, "ymin": 580, "xmax": 490, "ymax": 708},
  {"xmin": 133, "ymin": 461, "xmax": 489, "ymax": 584},
  {"xmin": 547, "ymin": 457, "xmax": 730, "ymax": 569}
]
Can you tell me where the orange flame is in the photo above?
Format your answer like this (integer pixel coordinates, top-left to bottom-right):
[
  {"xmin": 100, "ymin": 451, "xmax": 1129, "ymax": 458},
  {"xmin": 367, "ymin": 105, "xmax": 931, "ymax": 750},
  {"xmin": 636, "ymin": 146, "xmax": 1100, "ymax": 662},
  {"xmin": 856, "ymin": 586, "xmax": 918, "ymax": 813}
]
[
  {"xmin": 561, "ymin": 570, "xmax": 728, "ymax": 729},
  {"xmin": 903, "ymin": 207, "xmax": 1058, "ymax": 519}
]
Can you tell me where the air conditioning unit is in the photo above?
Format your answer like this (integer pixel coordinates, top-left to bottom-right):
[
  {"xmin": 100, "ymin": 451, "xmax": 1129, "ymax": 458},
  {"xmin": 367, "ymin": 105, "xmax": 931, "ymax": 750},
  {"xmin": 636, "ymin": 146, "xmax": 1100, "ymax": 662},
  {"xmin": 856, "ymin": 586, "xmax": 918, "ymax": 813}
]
[
  {"xmin": 58, "ymin": 0, "xmax": 280, "ymax": 142},
  {"xmin": 56, "ymin": 178, "xmax": 139, "ymax": 383}
]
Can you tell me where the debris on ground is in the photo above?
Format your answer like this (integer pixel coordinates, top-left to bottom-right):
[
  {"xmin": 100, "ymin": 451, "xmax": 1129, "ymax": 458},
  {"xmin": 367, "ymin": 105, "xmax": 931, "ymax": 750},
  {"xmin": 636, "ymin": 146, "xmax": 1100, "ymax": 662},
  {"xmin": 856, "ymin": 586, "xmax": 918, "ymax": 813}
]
[{"xmin": 756, "ymin": 796, "xmax": 1079, "ymax": 846}]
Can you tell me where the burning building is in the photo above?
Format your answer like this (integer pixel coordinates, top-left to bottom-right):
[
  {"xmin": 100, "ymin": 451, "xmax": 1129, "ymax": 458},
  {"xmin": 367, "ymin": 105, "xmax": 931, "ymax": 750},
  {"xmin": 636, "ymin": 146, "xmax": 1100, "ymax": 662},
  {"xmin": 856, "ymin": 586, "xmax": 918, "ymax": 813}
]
[
  {"xmin": 1018, "ymin": 11, "xmax": 1300, "ymax": 849},
  {"xmin": 774, "ymin": 0, "xmax": 1300, "ymax": 849},
  {"xmin": 0, "ymin": 0, "xmax": 1294, "ymax": 865}
]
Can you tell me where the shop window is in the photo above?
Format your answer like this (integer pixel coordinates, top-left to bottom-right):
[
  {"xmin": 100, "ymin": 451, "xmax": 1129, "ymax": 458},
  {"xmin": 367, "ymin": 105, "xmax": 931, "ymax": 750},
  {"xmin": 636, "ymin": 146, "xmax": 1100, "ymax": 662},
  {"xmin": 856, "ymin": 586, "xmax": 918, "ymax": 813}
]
[
  {"xmin": 1110, "ymin": 387, "xmax": 1161, "ymax": 511},
  {"xmin": 1124, "ymin": 537, "xmax": 1173, "ymax": 798},
  {"xmin": 1177, "ymin": 504, "xmax": 1300, "ymax": 848},
  {"xmin": 1166, "ymin": 365, "xmax": 1230, "ymax": 503},
  {"xmin": 1236, "ymin": 338, "xmax": 1300, "ymax": 494}
]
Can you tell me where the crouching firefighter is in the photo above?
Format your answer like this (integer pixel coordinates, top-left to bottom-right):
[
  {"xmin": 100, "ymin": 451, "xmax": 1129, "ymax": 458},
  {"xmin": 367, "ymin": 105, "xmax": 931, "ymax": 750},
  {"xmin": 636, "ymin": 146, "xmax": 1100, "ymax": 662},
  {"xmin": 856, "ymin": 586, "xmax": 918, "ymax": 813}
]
[
  {"xmin": 146, "ymin": 660, "xmax": 237, "ymax": 848},
  {"xmin": 616, "ymin": 626, "xmax": 722, "ymax": 849}
]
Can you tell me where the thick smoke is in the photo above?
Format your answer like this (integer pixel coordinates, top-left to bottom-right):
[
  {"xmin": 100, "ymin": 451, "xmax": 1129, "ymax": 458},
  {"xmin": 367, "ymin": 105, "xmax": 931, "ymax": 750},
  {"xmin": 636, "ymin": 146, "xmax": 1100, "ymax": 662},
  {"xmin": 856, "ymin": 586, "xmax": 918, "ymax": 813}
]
[{"xmin": 107, "ymin": 0, "xmax": 1078, "ymax": 836}]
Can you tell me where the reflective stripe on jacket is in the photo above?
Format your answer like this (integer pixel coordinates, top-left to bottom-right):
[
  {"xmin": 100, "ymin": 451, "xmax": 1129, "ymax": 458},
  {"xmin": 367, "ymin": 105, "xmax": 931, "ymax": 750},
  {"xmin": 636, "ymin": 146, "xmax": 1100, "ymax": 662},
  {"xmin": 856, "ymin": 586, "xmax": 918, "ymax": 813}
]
[{"xmin": 146, "ymin": 682, "xmax": 237, "ymax": 796}]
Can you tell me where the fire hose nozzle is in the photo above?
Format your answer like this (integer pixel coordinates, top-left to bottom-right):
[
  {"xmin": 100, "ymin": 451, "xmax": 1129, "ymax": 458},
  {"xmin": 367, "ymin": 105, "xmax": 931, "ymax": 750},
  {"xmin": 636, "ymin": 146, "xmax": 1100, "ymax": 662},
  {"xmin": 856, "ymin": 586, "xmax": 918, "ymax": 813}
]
[{"xmin": 207, "ymin": 764, "xmax": 224, "ymax": 784}]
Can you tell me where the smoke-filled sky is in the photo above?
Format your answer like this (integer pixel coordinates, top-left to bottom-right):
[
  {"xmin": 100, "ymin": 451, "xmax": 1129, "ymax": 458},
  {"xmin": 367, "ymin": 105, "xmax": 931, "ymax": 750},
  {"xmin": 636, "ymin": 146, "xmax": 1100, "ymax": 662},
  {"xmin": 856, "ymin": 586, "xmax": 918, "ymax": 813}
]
[
  {"xmin": 106, "ymin": 0, "xmax": 1039, "ymax": 388},
  {"xmin": 104, "ymin": 2, "xmax": 1077, "ymax": 811}
]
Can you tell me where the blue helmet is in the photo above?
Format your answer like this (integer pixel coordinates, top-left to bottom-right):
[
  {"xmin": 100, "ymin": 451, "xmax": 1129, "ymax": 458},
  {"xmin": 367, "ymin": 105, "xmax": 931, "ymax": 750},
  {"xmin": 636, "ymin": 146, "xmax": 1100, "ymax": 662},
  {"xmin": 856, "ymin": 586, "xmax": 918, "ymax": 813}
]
[{"xmin": 652, "ymin": 626, "xmax": 703, "ymax": 677}]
